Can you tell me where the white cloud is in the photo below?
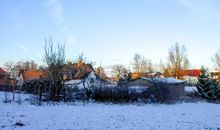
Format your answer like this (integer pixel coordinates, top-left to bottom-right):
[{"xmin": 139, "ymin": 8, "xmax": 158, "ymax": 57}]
[
  {"xmin": 179, "ymin": 0, "xmax": 220, "ymax": 19},
  {"xmin": 15, "ymin": 42, "xmax": 29, "ymax": 52},
  {"xmin": 46, "ymin": 0, "xmax": 65, "ymax": 24}
]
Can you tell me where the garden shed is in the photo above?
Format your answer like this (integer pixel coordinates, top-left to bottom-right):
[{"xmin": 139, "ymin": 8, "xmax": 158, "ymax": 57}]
[{"xmin": 125, "ymin": 78, "xmax": 186, "ymax": 102}]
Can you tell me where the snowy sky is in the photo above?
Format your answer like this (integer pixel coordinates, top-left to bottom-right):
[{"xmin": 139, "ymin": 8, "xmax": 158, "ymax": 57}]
[{"xmin": 1, "ymin": 0, "xmax": 220, "ymax": 70}]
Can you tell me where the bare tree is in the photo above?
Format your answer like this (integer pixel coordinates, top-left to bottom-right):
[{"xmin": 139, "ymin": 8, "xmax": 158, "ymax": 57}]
[
  {"xmin": 132, "ymin": 54, "xmax": 141, "ymax": 73},
  {"xmin": 167, "ymin": 43, "xmax": 190, "ymax": 79},
  {"xmin": 77, "ymin": 53, "xmax": 87, "ymax": 63},
  {"xmin": 96, "ymin": 67, "xmax": 107, "ymax": 80},
  {"xmin": 15, "ymin": 60, "xmax": 37, "ymax": 70},
  {"xmin": 212, "ymin": 50, "xmax": 220, "ymax": 70},
  {"xmin": 76, "ymin": 54, "xmax": 88, "ymax": 77},
  {"xmin": 44, "ymin": 38, "xmax": 66, "ymax": 101},
  {"xmin": 4, "ymin": 62, "xmax": 18, "ymax": 101},
  {"xmin": 156, "ymin": 59, "xmax": 165, "ymax": 73},
  {"xmin": 76, "ymin": 53, "xmax": 95, "ymax": 66},
  {"xmin": 30, "ymin": 60, "xmax": 38, "ymax": 69},
  {"xmin": 132, "ymin": 53, "xmax": 154, "ymax": 73},
  {"xmin": 112, "ymin": 64, "xmax": 127, "ymax": 81},
  {"xmin": 140, "ymin": 58, "xmax": 153, "ymax": 73}
]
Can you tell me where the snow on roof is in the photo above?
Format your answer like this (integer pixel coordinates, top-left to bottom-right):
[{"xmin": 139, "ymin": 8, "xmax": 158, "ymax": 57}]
[
  {"xmin": 64, "ymin": 79, "xmax": 82, "ymax": 85},
  {"xmin": 141, "ymin": 77, "xmax": 185, "ymax": 84}
]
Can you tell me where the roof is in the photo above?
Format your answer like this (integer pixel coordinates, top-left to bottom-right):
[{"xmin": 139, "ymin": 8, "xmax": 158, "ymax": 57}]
[
  {"xmin": 22, "ymin": 69, "xmax": 44, "ymax": 80},
  {"xmin": 211, "ymin": 71, "xmax": 220, "ymax": 74},
  {"xmin": 163, "ymin": 69, "xmax": 201, "ymax": 77},
  {"xmin": 179, "ymin": 69, "xmax": 201, "ymax": 77},
  {"xmin": 146, "ymin": 78, "xmax": 185, "ymax": 84},
  {"xmin": 126, "ymin": 77, "xmax": 185, "ymax": 85},
  {"xmin": 64, "ymin": 62, "xmax": 95, "ymax": 80},
  {"xmin": 131, "ymin": 72, "xmax": 162, "ymax": 79},
  {"xmin": 0, "ymin": 67, "xmax": 7, "ymax": 75}
]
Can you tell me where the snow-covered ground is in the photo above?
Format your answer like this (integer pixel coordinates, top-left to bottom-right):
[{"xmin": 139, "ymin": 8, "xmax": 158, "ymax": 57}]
[{"xmin": 0, "ymin": 92, "xmax": 220, "ymax": 130}]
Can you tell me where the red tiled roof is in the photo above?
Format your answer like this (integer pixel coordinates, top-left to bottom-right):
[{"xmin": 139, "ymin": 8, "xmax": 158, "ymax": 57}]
[
  {"xmin": 179, "ymin": 69, "xmax": 201, "ymax": 77},
  {"xmin": 22, "ymin": 69, "xmax": 44, "ymax": 80},
  {"xmin": 64, "ymin": 62, "xmax": 94, "ymax": 80},
  {"xmin": 0, "ymin": 67, "xmax": 7, "ymax": 75}
]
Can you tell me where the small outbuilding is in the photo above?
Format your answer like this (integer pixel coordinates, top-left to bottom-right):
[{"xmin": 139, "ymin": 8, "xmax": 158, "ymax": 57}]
[{"xmin": 125, "ymin": 78, "xmax": 186, "ymax": 102}]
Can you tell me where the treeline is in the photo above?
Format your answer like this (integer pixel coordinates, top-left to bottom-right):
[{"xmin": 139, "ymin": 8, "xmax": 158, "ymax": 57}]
[
  {"xmin": 112, "ymin": 43, "xmax": 220, "ymax": 81},
  {"xmin": 1, "ymin": 38, "xmax": 220, "ymax": 103}
]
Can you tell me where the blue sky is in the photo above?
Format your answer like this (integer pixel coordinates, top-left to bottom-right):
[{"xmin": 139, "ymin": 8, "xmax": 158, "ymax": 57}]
[{"xmin": 1, "ymin": 0, "xmax": 220, "ymax": 70}]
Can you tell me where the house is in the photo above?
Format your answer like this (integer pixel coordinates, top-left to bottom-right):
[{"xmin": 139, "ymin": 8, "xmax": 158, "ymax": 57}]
[
  {"xmin": 180, "ymin": 69, "xmax": 201, "ymax": 82},
  {"xmin": 182, "ymin": 69, "xmax": 201, "ymax": 77},
  {"xmin": 131, "ymin": 72, "xmax": 162, "ymax": 79},
  {"xmin": 211, "ymin": 71, "xmax": 220, "ymax": 80},
  {"xmin": 63, "ymin": 62, "xmax": 95, "ymax": 80},
  {"xmin": 19, "ymin": 69, "xmax": 45, "ymax": 81},
  {"xmin": 163, "ymin": 69, "xmax": 201, "ymax": 80},
  {"xmin": 0, "ymin": 67, "xmax": 14, "ymax": 91},
  {"xmin": 0, "ymin": 68, "xmax": 7, "ymax": 86},
  {"xmin": 65, "ymin": 71, "xmax": 106, "ymax": 90}
]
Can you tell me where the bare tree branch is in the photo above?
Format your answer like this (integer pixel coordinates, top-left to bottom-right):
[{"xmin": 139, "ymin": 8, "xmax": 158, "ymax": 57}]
[
  {"xmin": 167, "ymin": 43, "xmax": 190, "ymax": 79},
  {"xmin": 212, "ymin": 50, "xmax": 220, "ymax": 70}
]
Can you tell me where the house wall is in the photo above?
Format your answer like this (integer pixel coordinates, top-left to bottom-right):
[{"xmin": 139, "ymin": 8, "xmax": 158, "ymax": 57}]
[
  {"xmin": 153, "ymin": 82, "xmax": 185, "ymax": 102},
  {"xmin": 166, "ymin": 84, "xmax": 185, "ymax": 101},
  {"xmin": 0, "ymin": 76, "xmax": 13, "ymax": 91},
  {"xmin": 65, "ymin": 72, "xmax": 103, "ymax": 90},
  {"xmin": 84, "ymin": 72, "xmax": 102, "ymax": 88},
  {"xmin": 0, "ymin": 77, "xmax": 7, "ymax": 85},
  {"xmin": 0, "ymin": 69, "xmax": 10, "ymax": 90}
]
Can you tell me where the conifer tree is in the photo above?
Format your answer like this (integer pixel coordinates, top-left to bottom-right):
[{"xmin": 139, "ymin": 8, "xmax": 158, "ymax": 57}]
[{"xmin": 194, "ymin": 66, "xmax": 220, "ymax": 100}]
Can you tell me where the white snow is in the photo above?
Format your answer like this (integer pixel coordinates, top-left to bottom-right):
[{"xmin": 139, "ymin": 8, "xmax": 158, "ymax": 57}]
[
  {"xmin": 0, "ymin": 92, "xmax": 220, "ymax": 130},
  {"xmin": 64, "ymin": 72, "xmax": 102, "ymax": 90},
  {"xmin": 185, "ymin": 86, "xmax": 197, "ymax": 93},
  {"xmin": 128, "ymin": 86, "xmax": 149, "ymax": 93},
  {"xmin": 141, "ymin": 77, "xmax": 185, "ymax": 84},
  {"xmin": 153, "ymin": 78, "xmax": 185, "ymax": 83},
  {"xmin": 65, "ymin": 79, "xmax": 82, "ymax": 85}
]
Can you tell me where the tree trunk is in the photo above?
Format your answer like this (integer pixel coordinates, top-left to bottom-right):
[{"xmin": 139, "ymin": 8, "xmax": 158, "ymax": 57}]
[{"xmin": 38, "ymin": 85, "xmax": 42, "ymax": 105}]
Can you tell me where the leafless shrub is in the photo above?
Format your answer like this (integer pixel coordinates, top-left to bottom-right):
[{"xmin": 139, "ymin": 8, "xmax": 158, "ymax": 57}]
[{"xmin": 2, "ymin": 91, "xmax": 11, "ymax": 103}]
